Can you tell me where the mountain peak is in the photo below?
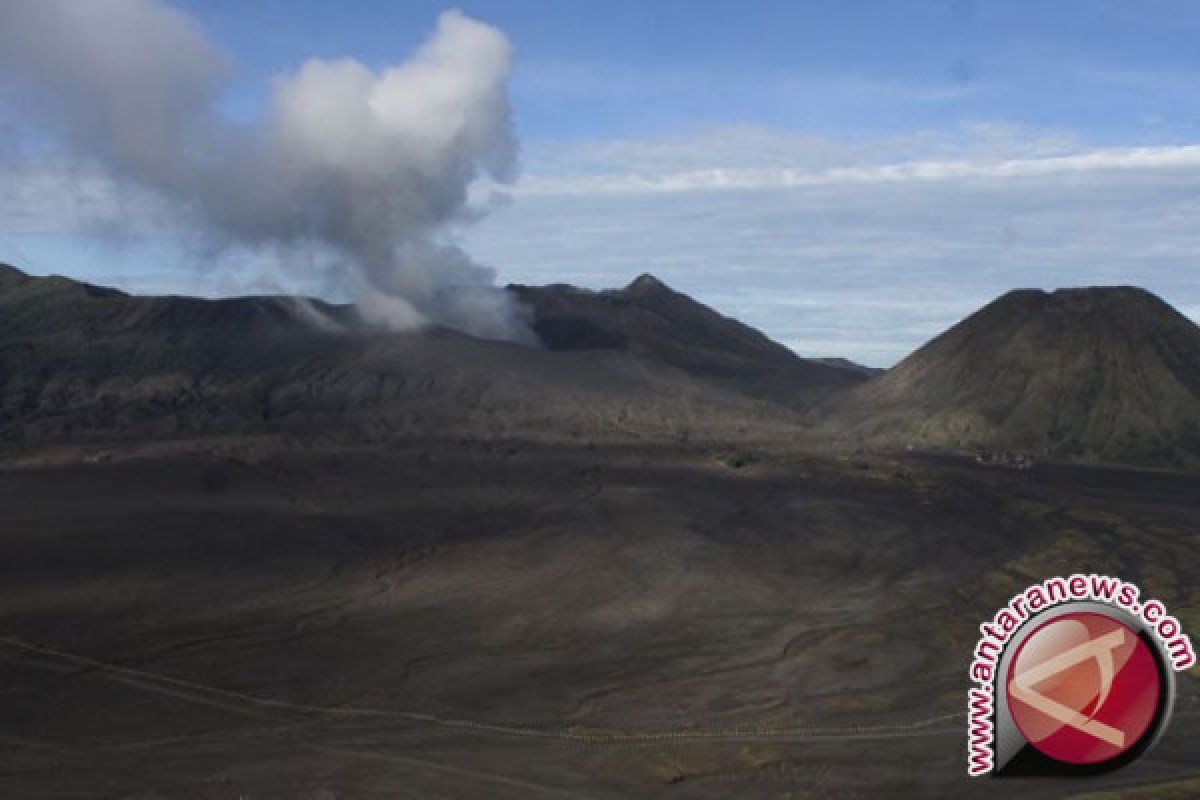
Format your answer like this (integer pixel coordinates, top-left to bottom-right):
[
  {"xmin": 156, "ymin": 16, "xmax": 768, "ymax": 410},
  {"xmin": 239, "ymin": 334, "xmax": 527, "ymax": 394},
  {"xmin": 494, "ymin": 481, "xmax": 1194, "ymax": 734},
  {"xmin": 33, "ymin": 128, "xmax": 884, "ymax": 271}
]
[
  {"xmin": 509, "ymin": 272, "xmax": 871, "ymax": 409},
  {"xmin": 830, "ymin": 285, "xmax": 1200, "ymax": 464},
  {"xmin": 976, "ymin": 286, "xmax": 1188, "ymax": 338},
  {"xmin": 993, "ymin": 285, "xmax": 1164, "ymax": 309},
  {"xmin": 622, "ymin": 273, "xmax": 670, "ymax": 296}
]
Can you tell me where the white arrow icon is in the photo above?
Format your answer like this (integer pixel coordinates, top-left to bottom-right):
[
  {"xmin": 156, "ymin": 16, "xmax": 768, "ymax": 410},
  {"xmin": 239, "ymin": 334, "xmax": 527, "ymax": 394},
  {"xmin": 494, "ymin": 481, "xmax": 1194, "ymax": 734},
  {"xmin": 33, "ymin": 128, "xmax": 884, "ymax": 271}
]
[{"xmin": 1009, "ymin": 627, "xmax": 1127, "ymax": 748}]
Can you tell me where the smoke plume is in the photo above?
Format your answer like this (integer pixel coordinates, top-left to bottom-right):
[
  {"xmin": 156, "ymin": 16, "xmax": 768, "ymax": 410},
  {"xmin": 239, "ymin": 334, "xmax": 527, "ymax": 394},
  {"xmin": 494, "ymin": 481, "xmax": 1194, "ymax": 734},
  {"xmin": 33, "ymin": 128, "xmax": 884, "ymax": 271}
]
[{"xmin": 0, "ymin": 0, "xmax": 532, "ymax": 342}]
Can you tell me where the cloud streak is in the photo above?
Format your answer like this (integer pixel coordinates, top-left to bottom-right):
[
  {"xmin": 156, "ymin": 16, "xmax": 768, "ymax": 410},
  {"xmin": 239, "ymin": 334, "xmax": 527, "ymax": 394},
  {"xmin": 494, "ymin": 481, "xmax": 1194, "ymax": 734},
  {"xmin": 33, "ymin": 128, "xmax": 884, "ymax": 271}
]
[
  {"xmin": 464, "ymin": 126, "xmax": 1200, "ymax": 366},
  {"xmin": 515, "ymin": 143, "xmax": 1200, "ymax": 195}
]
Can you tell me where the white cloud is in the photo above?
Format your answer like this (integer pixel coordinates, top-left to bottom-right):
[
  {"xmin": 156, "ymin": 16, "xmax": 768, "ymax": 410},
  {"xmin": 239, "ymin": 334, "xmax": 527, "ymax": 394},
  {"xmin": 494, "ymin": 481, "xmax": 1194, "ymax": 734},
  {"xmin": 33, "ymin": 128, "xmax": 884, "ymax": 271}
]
[
  {"xmin": 520, "ymin": 122, "xmax": 1082, "ymax": 179},
  {"xmin": 514, "ymin": 140, "xmax": 1200, "ymax": 195},
  {"xmin": 463, "ymin": 125, "xmax": 1200, "ymax": 365},
  {"xmin": 5, "ymin": 116, "xmax": 1200, "ymax": 367}
]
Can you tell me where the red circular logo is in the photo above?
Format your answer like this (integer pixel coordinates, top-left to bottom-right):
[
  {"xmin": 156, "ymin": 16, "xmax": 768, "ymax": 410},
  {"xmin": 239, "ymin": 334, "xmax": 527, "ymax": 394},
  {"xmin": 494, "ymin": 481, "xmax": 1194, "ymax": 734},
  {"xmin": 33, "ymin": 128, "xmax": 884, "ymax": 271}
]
[{"xmin": 1006, "ymin": 612, "xmax": 1161, "ymax": 765}]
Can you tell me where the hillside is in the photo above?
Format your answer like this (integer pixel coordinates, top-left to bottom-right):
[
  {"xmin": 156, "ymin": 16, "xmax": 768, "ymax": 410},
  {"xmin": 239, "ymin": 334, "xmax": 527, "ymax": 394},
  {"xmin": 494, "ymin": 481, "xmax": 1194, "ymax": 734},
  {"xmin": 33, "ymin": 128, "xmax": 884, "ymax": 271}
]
[
  {"xmin": 511, "ymin": 274, "xmax": 868, "ymax": 409},
  {"xmin": 0, "ymin": 264, "xmax": 833, "ymax": 445},
  {"xmin": 827, "ymin": 286, "xmax": 1200, "ymax": 465}
]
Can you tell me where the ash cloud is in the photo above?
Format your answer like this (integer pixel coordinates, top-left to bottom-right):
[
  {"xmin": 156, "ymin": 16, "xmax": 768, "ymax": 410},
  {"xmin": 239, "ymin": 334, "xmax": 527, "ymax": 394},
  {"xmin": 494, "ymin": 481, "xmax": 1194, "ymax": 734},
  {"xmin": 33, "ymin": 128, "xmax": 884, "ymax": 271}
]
[{"xmin": 0, "ymin": 0, "xmax": 532, "ymax": 342}]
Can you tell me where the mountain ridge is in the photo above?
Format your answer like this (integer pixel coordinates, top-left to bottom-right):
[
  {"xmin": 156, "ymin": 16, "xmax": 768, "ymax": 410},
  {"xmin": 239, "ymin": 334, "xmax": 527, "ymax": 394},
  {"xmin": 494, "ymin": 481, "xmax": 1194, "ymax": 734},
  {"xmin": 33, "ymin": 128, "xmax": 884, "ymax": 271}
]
[
  {"xmin": 826, "ymin": 284, "xmax": 1200, "ymax": 465},
  {"xmin": 0, "ymin": 263, "xmax": 834, "ymax": 445},
  {"xmin": 510, "ymin": 273, "xmax": 867, "ymax": 409},
  {"xmin": 5, "ymin": 263, "xmax": 1199, "ymax": 467}
]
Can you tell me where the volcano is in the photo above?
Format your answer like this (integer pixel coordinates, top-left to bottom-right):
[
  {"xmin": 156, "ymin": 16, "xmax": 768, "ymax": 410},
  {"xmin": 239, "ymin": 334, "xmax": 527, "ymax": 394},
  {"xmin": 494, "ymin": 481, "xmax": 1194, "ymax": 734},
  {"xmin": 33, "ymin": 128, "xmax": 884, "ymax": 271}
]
[
  {"xmin": 3, "ymin": 265, "xmax": 1200, "ymax": 800},
  {"xmin": 0, "ymin": 263, "xmax": 867, "ymax": 445},
  {"xmin": 511, "ymin": 274, "xmax": 867, "ymax": 409},
  {"xmin": 828, "ymin": 286, "xmax": 1200, "ymax": 465}
]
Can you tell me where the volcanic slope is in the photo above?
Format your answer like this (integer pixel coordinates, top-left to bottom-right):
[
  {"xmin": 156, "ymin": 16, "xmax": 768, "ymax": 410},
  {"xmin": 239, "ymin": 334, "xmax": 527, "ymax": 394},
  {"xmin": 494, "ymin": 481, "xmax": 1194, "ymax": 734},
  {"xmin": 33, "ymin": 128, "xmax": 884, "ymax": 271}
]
[
  {"xmin": 0, "ymin": 264, "xmax": 856, "ymax": 444},
  {"xmin": 828, "ymin": 286, "xmax": 1200, "ymax": 465},
  {"xmin": 511, "ymin": 273, "xmax": 868, "ymax": 409}
]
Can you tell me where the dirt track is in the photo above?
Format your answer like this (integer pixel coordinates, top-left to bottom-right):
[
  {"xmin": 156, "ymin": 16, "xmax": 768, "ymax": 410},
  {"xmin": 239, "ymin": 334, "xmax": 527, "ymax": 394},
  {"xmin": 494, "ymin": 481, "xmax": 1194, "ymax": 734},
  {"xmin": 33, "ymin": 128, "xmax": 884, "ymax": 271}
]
[{"xmin": 1, "ymin": 440, "xmax": 1197, "ymax": 798}]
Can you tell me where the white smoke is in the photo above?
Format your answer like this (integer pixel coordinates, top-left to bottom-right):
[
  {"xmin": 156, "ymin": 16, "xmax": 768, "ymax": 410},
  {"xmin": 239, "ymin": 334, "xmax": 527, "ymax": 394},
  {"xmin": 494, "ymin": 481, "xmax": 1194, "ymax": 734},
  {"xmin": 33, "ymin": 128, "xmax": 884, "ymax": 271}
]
[{"xmin": 0, "ymin": 0, "xmax": 532, "ymax": 342}]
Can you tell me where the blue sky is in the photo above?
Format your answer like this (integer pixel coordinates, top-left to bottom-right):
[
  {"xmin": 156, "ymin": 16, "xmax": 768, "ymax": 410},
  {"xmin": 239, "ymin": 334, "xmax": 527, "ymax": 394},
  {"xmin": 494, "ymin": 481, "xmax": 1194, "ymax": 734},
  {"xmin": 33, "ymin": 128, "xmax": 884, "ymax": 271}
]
[
  {"xmin": 175, "ymin": 0, "xmax": 1200, "ymax": 142},
  {"xmin": 4, "ymin": 1, "xmax": 1200, "ymax": 364}
]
